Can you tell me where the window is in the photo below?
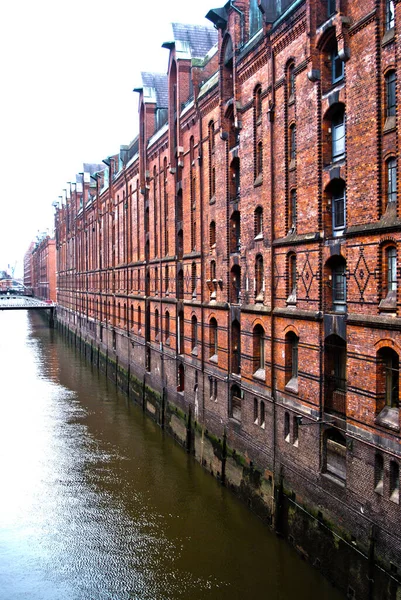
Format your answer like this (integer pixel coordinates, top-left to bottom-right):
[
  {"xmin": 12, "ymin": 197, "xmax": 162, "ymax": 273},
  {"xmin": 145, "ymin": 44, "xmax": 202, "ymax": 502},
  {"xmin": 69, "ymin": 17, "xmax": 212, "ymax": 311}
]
[
  {"xmin": 154, "ymin": 308, "xmax": 159, "ymax": 341},
  {"xmin": 285, "ymin": 331, "xmax": 299, "ymax": 390},
  {"xmin": 386, "ymin": 246, "xmax": 397, "ymax": 294},
  {"xmin": 328, "ymin": 0, "xmax": 336, "ymax": 17},
  {"xmin": 374, "ymin": 454, "xmax": 384, "ymax": 495},
  {"xmin": 288, "ymin": 253, "xmax": 297, "ymax": 302},
  {"xmin": 331, "ymin": 43, "xmax": 344, "ymax": 84},
  {"xmin": 254, "ymin": 398, "xmax": 259, "ymax": 424},
  {"xmin": 230, "ymin": 158, "xmax": 240, "ymax": 199},
  {"xmin": 254, "ymin": 206, "xmax": 263, "ymax": 238},
  {"xmin": 210, "ymin": 221, "xmax": 216, "ymax": 247},
  {"xmin": 255, "ymin": 254, "xmax": 264, "ymax": 299},
  {"xmin": 210, "ymin": 377, "xmax": 218, "ymax": 401},
  {"xmin": 377, "ymin": 347, "xmax": 399, "ymax": 410},
  {"xmin": 386, "ymin": 0, "xmax": 395, "ymax": 31},
  {"xmin": 231, "ymin": 319, "xmax": 241, "ymax": 374},
  {"xmin": 177, "ymin": 363, "xmax": 185, "ymax": 392},
  {"xmin": 332, "ymin": 182, "xmax": 346, "ymax": 235},
  {"xmin": 324, "ymin": 429, "xmax": 346, "ymax": 482},
  {"xmin": 284, "ymin": 412, "xmax": 290, "ymax": 442},
  {"xmin": 178, "ymin": 310, "xmax": 184, "ymax": 355},
  {"xmin": 165, "ymin": 265, "xmax": 169, "ymax": 294},
  {"xmin": 230, "ymin": 211, "xmax": 241, "ymax": 253},
  {"xmin": 229, "ymin": 385, "xmax": 242, "ymax": 422},
  {"xmin": 255, "ymin": 85, "xmax": 262, "ymax": 122},
  {"xmin": 293, "ymin": 415, "xmax": 299, "ymax": 446},
  {"xmin": 260, "ymin": 401, "xmax": 265, "ymax": 428},
  {"xmin": 387, "ymin": 158, "xmax": 397, "ymax": 205},
  {"xmin": 289, "ymin": 124, "xmax": 296, "ymax": 162},
  {"xmin": 324, "ymin": 335, "xmax": 347, "ymax": 415},
  {"xmin": 191, "ymin": 315, "xmax": 198, "ymax": 353},
  {"xmin": 209, "ymin": 317, "xmax": 218, "ymax": 360},
  {"xmin": 386, "ymin": 71, "xmax": 396, "ymax": 118},
  {"xmin": 165, "ymin": 310, "xmax": 170, "ymax": 343},
  {"xmin": 332, "ymin": 109, "xmax": 345, "ymax": 161},
  {"xmin": 288, "ymin": 62, "xmax": 295, "ymax": 98},
  {"xmin": 138, "ymin": 305, "xmax": 142, "ymax": 333},
  {"xmin": 249, "ymin": 0, "xmax": 262, "ymax": 38},
  {"xmin": 253, "ymin": 324, "xmax": 265, "ymax": 376},
  {"xmin": 390, "ymin": 461, "xmax": 399, "ymax": 503},
  {"xmin": 332, "ymin": 260, "xmax": 347, "ymax": 311},
  {"xmin": 257, "ymin": 141, "xmax": 263, "ymax": 177},
  {"xmin": 289, "ymin": 189, "xmax": 297, "ymax": 232},
  {"xmin": 230, "ymin": 265, "xmax": 241, "ymax": 303},
  {"xmin": 191, "ymin": 262, "xmax": 197, "ymax": 297}
]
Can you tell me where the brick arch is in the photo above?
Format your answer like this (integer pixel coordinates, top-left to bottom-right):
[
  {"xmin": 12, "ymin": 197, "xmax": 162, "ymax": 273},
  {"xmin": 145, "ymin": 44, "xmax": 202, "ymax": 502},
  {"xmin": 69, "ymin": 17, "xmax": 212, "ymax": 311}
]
[
  {"xmin": 251, "ymin": 316, "xmax": 265, "ymax": 330},
  {"xmin": 283, "ymin": 323, "xmax": 300, "ymax": 338},
  {"xmin": 374, "ymin": 338, "xmax": 401, "ymax": 354},
  {"xmin": 315, "ymin": 24, "xmax": 336, "ymax": 51}
]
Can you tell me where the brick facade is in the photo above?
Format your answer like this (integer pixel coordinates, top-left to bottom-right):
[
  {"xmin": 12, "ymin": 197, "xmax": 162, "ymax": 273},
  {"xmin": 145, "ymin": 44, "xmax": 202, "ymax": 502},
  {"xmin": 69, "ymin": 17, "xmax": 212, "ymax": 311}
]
[{"xmin": 54, "ymin": 2, "xmax": 401, "ymax": 596}]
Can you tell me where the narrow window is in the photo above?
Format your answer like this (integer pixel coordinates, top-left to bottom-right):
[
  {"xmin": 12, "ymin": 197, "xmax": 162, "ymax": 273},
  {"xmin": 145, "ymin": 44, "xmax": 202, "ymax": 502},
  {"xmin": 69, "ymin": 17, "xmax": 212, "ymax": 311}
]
[
  {"xmin": 285, "ymin": 331, "xmax": 299, "ymax": 386},
  {"xmin": 254, "ymin": 397, "xmax": 259, "ymax": 424},
  {"xmin": 210, "ymin": 221, "xmax": 216, "ymax": 247},
  {"xmin": 253, "ymin": 324, "xmax": 265, "ymax": 374},
  {"xmin": 374, "ymin": 454, "xmax": 384, "ymax": 495},
  {"xmin": 386, "ymin": 246, "xmax": 397, "ymax": 293},
  {"xmin": 230, "ymin": 385, "xmax": 242, "ymax": 422},
  {"xmin": 386, "ymin": 71, "xmax": 396, "ymax": 117},
  {"xmin": 331, "ymin": 44, "xmax": 344, "ymax": 84},
  {"xmin": 284, "ymin": 412, "xmax": 290, "ymax": 442},
  {"xmin": 191, "ymin": 262, "xmax": 197, "ymax": 297},
  {"xmin": 293, "ymin": 415, "xmax": 299, "ymax": 446},
  {"xmin": 390, "ymin": 461, "xmax": 399, "ymax": 503},
  {"xmin": 288, "ymin": 63, "xmax": 295, "ymax": 98},
  {"xmin": 155, "ymin": 308, "xmax": 159, "ymax": 341},
  {"xmin": 191, "ymin": 315, "xmax": 198, "ymax": 352},
  {"xmin": 386, "ymin": 0, "xmax": 395, "ymax": 31},
  {"xmin": 289, "ymin": 189, "xmax": 297, "ymax": 232},
  {"xmin": 165, "ymin": 310, "xmax": 170, "ymax": 343},
  {"xmin": 387, "ymin": 158, "xmax": 397, "ymax": 205},
  {"xmin": 138, "ymin": 305, "xmax": 142, "ymax": 333},
  {"xmin": 177, "ymin": 363, "xmax": 185, "ymax": 392},
  {"xmin": 332, "ymin": 110, "xmax": 345, "ymax": 161},
  {"xmin": 254, "ymin": 206, "xmax": 263, "ymax": 238},
  {"xmin": 289, "ymin": 124, "xmax": 296, "ymax": 161},
  {"xmin": 260, "ymin": 401, "xmax": 265, "ymax": 428},
  {"xmin": 288, "ymin": 253, "xmax": 297, "ymax": 299},
  {"xmin": 377, "ymin": 347, "xmax": 399, "ymax": 410},
  {"xmin": 255, "ymin": 86, "xmax": 262, "ymax": 122},
  {"xmin": 165, "ymin": 265, "xmax": 169, "ymax": 293},
  {"xmin": 332, "ymin": 261, "xmax": 347, "ymax": 311},
  {"xmin": 209, "ymin": 318, "xmax": 218, "ymax": 359},
  {"xmin": 332, "ymin": 183, "xmax": 346, "ymax": 234},
  {"xmin": 255, "ymin": 254, "xmax": 264, "ymax": 299},
  {"xmin": 257, "ymin": 142, "xmax": 263, "ymax": 176}
]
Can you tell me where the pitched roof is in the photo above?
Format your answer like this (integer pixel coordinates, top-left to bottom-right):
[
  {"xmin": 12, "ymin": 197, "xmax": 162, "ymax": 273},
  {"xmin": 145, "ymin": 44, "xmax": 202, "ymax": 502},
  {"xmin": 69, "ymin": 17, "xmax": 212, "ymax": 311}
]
[
  {"xmin": 140, "ymin": 72, "xmax": 168, "ymax": 108},
  {"xmin": 171, "ymin": 23, "xmax": 218, "ymax": 59}
]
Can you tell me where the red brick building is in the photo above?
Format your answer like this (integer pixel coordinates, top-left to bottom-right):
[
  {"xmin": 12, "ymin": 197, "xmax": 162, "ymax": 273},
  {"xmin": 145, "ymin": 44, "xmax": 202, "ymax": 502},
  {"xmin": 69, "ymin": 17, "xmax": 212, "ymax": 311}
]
[
  {"xmin": 54, "ymin": 2, "xmax": 401, "ymax": 596},
  {"xmin": 25, "ymin": 235, "xmax": 56, "ymax": 301}
]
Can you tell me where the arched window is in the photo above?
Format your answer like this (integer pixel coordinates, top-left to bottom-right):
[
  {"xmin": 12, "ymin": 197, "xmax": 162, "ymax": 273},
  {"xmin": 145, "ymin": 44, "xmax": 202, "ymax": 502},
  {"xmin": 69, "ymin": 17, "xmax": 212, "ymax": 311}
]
[
  {"xmin": 210, "ymin": 221, "xmax": 216, "ymax": 247},
  {"xmin": 289, "ymin": 189, "xmax": 297, "ymax": 232},
  {"xmin": 285, "ymin": 331, "xmax": 299, "ymax": 389},
  {"xmin": 253, "ymin": 324, "xmax": 265, "ymax": 375},
  {"xmin": 209, "ymin": 317, "xmax": 218, "ymax": 359},
  {"xmin": 289, "ymin": 124, "xmax": 296, "ymax": 161},
  {"xmin": 287, "ymin": 253, "xmax": 297, "ymax": 301},
  {"xmin": 377, "ymin": 347, "xmax": 399, "ymax": 412},
  {"xmin": 257, "ymin": 141, "xmax": 263, "ymax": 177},
  {"xmin": 254, "ymin": 206, "xmax": 263, "ymax": 238},
  {"xmin": 324, "ymin": 334, "xmax": 346, "ymax": 415},
  {"xmin": 165, "ymin": 310, "xmax": 170, "ymax": 343},
  {"xmin": 255, "ymin": 85, "xmax": 262, "ymax": 122},
  {"xmin": 386, "ymin": 157, "xmax": 397, "ymax": 206},
  {"xmin": 331, "ymin": 107, "xmax": 345, "ymax": 162},
  {"xmin": 331, "ymin": 257, "xmax": 347, "ymax": 312},
  {"xmin": 255, "ymin": 254, "xmax": 264, "ymax": 300},
  {"xmin": 386, "ymin": 246, "xmax": 397, "ymax": 294},
  {"xmin": 154, "ymin": 308, "xmax": 159, "ymax": 341},
  {"xmin": 191, "ymin": 315, "xmax": 198, "ymax": 352},
  {"xmin": 288, "ymin": 62, "xmax": 295, "ymax": 99},
  {"xmin": 331, "ymin": 180, "xmax": 346, "ymax": 235},
  {"xmin": 230, "ymin": 264, "xmax": 241, "ymax": 303},
  {"xmin": 230, "ymin": 157, "xmax": 240, "ymax": 199}
]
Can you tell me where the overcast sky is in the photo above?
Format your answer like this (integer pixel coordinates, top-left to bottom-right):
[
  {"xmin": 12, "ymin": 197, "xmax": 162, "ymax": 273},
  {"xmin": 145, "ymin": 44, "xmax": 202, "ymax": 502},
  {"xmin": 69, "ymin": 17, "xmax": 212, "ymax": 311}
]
[{"xmin": 0, "ymin": 0, "xmax": 216, "ymax": 277}]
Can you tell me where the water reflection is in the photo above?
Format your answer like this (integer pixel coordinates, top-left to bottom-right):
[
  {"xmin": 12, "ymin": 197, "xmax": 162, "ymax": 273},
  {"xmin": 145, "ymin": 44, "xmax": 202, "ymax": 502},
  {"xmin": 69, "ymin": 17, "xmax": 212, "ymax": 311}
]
[{"xmin": 0, "ymin": 312, "xmax": 343, "ymax": 599}]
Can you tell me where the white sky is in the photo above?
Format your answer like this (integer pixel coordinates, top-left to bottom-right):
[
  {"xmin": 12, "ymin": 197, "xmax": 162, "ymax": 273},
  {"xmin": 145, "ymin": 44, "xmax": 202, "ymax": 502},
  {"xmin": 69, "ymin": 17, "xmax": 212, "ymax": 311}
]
[{"xmin": 0, "ymin": 0, "xmax": 216, "ymax": 277}]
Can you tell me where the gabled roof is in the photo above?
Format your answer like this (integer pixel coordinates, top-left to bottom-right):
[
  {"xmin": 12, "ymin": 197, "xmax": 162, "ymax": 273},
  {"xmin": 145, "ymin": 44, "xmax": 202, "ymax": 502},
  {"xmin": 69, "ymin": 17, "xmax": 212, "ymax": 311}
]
[
  {"xmin": 163, "ymin": 23, "xmax": 218, "ymax": 60},
  {"xmin": 139, "ymin": 72, "xmax": 168, "ymax": 108}
]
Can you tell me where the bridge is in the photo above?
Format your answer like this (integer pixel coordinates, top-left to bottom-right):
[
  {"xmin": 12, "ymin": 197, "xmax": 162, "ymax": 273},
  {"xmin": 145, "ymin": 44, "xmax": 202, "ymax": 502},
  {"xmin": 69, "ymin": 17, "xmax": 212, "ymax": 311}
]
[{"xmin": 0, "ymin": 295, "xmax": 55, "ymax": 311}]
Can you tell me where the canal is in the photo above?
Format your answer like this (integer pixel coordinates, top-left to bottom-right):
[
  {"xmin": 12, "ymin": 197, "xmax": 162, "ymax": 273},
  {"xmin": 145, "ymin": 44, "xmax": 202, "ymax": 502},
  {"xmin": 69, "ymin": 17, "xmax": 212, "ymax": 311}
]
[{"xmin": 0, "ymin": 311, "xmax": 343, "ymax": 600}]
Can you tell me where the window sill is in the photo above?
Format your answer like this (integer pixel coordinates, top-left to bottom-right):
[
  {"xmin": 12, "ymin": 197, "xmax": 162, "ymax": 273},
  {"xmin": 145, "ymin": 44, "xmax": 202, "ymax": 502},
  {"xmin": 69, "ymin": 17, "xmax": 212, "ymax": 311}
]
[
  {"xmin": 254, "ymin": 174, "xmax": 263, "ymax": 188},
  {"xmin": 254, "ymin": 232, "xmax": 263, "ymax": 241},
  {"xmin": 253, "ymin": 368, "xmax": 265, "ymax": 382},
  {"xmin": 288, "ymin": 94, "xmax": 295, "ymax": 106},
  {"xmin": 382, "ymin": 27, "xmax": 395, "ymax": 47},
  {"xmin": 384, "ymin": 116, "xmax": 396, "ymax": 133},
  {"xmin": 374, "ymin": 482, "xmax": 384, "ymax": 496},
  {"xmin": 209, "ymin": 354, "xmax": 218, "ymax": 364},
  {"xmin": 321, "ymin": 471, "xmax": 346, "ymax": 488},
  {"xmin": 285, "ymin": 377, "xmax": 298, "ymax": 394},
  {"xmin": 209, "ymin": 196, "xmax": 216, "ymax": 205},
  {"xmin": 191, "ymin": 347, "xmax": 198, "ymax": 357},
  {"xmin": 375, "ymin": 406, "xmax": 399, "ymax": 431},
  {"xmin": 379, "ymin": 291, "xmax": 397, "ymax": 313},
  {"xmin": 255, "ymin": 292, "xmax": 264, "ymax": 303},
  {"xmin": 289, "ymin": 159, "xmax": 296, "ymax": 171},
  {"xmin": 286, "ymin": 293, "xmax": 297, "ymax": 306}
]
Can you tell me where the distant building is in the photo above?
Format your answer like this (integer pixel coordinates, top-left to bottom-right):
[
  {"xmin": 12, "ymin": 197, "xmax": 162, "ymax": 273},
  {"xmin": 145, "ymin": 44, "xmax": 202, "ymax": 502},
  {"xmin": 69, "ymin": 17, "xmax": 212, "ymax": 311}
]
[{"xmin": 25, "ymin": 236, "xmax": 56, "ymax": 301}]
